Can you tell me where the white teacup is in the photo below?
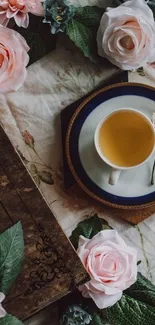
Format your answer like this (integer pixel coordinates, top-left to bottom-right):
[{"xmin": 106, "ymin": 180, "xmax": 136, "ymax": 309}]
[{"xmin": 94, "ymin": 108, "xmax": 155, "ymax": 185}]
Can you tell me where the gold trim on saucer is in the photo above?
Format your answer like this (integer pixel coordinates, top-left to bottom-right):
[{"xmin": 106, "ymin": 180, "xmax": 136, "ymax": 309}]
[{"xmin": 66, "ymin": 82, "xmax": 155, "ymax": 210}]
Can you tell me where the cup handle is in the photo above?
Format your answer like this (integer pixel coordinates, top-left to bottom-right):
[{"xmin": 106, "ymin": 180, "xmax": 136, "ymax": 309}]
[{"xmin": 109, "ymin": 168, "xmax": 121, "ymax": 185}]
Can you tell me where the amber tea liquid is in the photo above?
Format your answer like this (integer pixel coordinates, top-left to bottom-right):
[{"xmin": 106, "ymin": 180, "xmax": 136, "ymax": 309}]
[{"xmin": 99, "ymin": 110, "xmax": 154, "ymax": 167}]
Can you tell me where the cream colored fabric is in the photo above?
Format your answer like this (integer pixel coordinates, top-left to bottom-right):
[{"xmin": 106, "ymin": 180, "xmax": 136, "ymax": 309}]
[{"xmin": 0, "ymin": 38, "xmax": 155, "ymax": 286}]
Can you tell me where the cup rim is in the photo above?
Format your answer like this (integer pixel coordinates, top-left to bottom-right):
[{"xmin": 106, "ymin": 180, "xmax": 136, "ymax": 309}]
[{"xmin": 94, "ymin": 108, "xmax": 155, "ymax": 170}]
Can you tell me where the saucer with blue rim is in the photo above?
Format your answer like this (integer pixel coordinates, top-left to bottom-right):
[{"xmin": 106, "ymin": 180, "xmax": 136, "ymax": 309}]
[{"xmin": 66, "ymin": 82, "xmax": 155, "ymax": 210}]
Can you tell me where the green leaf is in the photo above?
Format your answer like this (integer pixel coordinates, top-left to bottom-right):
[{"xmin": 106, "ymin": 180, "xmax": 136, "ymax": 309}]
[
  {"xmin": 125, "ymin": 272, "xmax": 155, "ymax": 307},
  {"xmin": 74, "ymin": 6, "xmax": 104, "ymax": 27},
  {"xmin": 0, "ymin": 222, "xmax": 24, "ymax": 294},
  {"xmin": 0, "ymin": 314, "xmax": 23, "ymax": 325},
  {"xmin": 92, "ymin": 313, "xmax": 106, "ymax": 325},
  {"xmin": 38, "ymin": 170, "xmax": 54, "ymax": 185},
  {"xmin": 66, "ymin": 19, "xmax": 98, "ymax": 62},
  {"xmin": 30, "ymin": 164, "xmax": 40, "ymax": 187},
  {"xmin": 66, "ymin": 6, "xmax": 105, "ymax": 62},
  {"xmin": 70, "ymin": 215, "xmax": 111, "ymax": 249},
  {"xmin": 105, "ymin": 294, "xmax": 155, "ymax": 325}
]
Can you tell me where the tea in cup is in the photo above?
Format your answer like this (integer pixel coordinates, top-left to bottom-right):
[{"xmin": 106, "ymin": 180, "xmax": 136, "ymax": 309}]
[{"xmin": 94, "ymin": 109, "xmax": 155, "ymax": 185}]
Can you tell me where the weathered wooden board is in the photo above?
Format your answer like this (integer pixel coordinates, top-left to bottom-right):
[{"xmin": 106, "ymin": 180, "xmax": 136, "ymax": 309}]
[{"xmin": 0, "ymin": 126, "xmax": 87, "ymax": 321}]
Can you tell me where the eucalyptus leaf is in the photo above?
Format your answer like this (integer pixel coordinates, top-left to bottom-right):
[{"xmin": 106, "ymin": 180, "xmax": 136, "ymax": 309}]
[
  {"xmin": 70, "ymin": 215, "xmax": 111, "ymax": 249},
  {"xmin": 0, "ymin": 222, "xmax": 24, "ymax": 294},
  {"xmin": 125, "ymin": 272, "xmax": 155, "ymax": 307},
  {"xmin": 105, "ymin": 294, "xmax": 155, "ymax": 325},
  {"xmin": 66, "ymin": 19, "xmax": 98, "ymax": 62},
  {"xmin": 66, "ymin": 6, "xmax": 104, "ymax": 62},
  {"xmin": 92, "ymin": 313, "xmax": 106, "ymax": 325},
  {"xmin": 0, "ymin": 314, "xmax": 23, "ymax": 325}
]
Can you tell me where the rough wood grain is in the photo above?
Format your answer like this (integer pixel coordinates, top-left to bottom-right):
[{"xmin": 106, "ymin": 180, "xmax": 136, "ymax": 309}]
[{"xmin": 0, "ymin": 126, "xmax": 87, "ymax": 321}]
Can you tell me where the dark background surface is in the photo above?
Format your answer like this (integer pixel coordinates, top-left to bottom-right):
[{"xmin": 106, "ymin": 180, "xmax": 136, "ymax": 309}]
[{"xmin": 13, "ymin": 15, "xmax": 57, "ymax": 65}]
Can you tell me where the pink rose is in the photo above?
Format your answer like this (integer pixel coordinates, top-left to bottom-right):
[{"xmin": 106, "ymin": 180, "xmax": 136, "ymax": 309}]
[
  {"xmin": 0, "ymin": 293, "xmax": 6, "ymax": 318},
  {"xmin": 0, "ymin": 0, "xmax": 44, "ymax": 28},
  {"xmin": 77, "ymin": 230, "xmax": 137, "ymax": 309},
  {"xmin": 0, "ymin": 26, "xmax": 29, "ymax": 93},
  {"xmin": 97, "ymin": 0, "xmax": 155, "ymax": 70}
]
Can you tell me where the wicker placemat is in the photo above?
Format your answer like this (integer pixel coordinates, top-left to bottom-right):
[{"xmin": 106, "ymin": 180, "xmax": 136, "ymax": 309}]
[{"xmin": 61, "ymin": 71, "xmax": 155, "ymax": 224}]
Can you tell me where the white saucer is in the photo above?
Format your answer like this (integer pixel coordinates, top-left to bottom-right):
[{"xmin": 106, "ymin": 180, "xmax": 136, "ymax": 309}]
[{"xmin": 66, "ymin": 83, "xmax": 155, "ymax": 209}]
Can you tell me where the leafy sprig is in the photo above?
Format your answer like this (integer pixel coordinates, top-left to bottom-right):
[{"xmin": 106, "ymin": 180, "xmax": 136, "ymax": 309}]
[{"xmin": 0, "ymin": 222, "xmax": 24, "ymax": 325}]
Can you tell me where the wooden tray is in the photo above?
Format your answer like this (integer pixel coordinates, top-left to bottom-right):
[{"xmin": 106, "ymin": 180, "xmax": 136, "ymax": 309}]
[{"xmin": 0, "ymin": 126, "xmax": 88, "ymax": 321}]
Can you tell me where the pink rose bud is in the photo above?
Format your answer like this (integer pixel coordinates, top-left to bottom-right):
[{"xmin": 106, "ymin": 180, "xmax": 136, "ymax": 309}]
[
  {"xmin": 23, "ymin": 130, "xmax": 34, "ymax": 147},
  {"xmin": 77, "ymin": 230, "xmax": 137, "ymax": 309}
]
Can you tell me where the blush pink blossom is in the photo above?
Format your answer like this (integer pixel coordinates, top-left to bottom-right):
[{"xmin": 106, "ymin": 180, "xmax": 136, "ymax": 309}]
[
  {"xmin": 77, "ymin": 230, "xmax": 137, "ymax": 309},
  {"xmin": 0, "ymin": 293, "xmax": 6, "ymax": 318},
  {"xmin": 0, "ymin": 0, "xmax": 44, "ymax": 28},
  {"xmin": 97, "ymin": 0, "xmax": 155, "ymax": 70},
  {"xmin": 0, "ymin": 26, "xmax": 29, "ymax": 93}
]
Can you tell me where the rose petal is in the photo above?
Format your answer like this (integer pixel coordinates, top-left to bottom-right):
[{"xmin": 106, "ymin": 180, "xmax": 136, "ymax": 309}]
[
  {"xmin": 0, "ymin": 12, "xmax": 8, "ymax": 24},
  {"xmin": 89, "ymin": 290, "xmax": 122, "ymax": 309},
  {"xmin": 0, "ymin": 26, "xmax": 29, "ymax": 92},
  {"xmin": 97, "ymin": 0, "xmax": 155, "ymax": 70},
  {"xmin": 14, "ymin": 11, "xmax": 29, "ymax": 27},
  {"xmin": 6, "ymin": 6, "xmax": 18, "ymax": 17},
  {"xmin": 81, "ymin": 282, "xmax": 122, "ymax": 309},
  {"xmin": 0, "ymin": 305, "xmax": 6, "ymax": 318},
  {"xmin": 85, "ymin": 280, "xmax": 122, "ymax": 295},
  {"xmin": 27, "ymin": 0, "xmax": 44, "ymax": 16},
  {"xmin": 0, "ymin": 293, "xmax": 5, "ymax": 304},
  {"xmin": 80, "ymin": 230, "xmax": 127, "ymax": 251}
]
